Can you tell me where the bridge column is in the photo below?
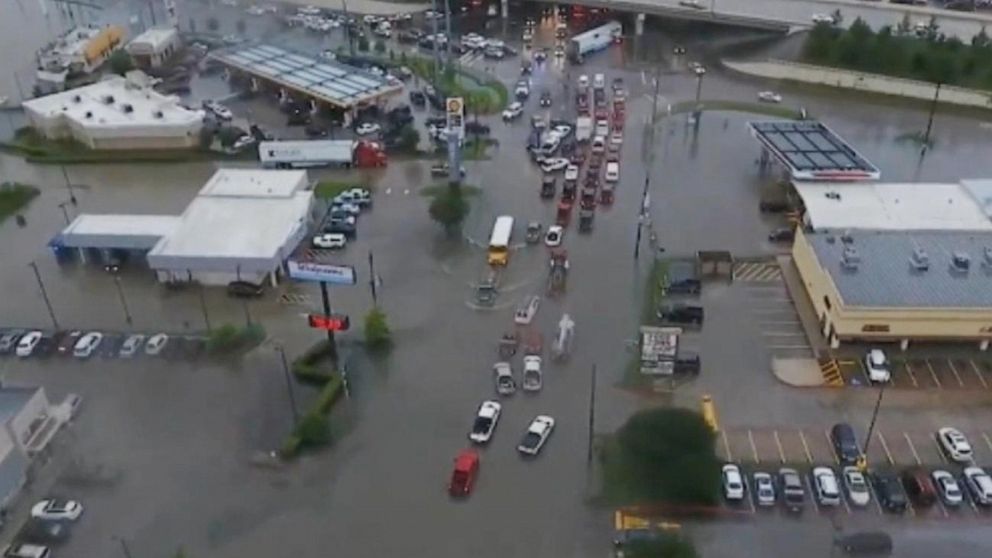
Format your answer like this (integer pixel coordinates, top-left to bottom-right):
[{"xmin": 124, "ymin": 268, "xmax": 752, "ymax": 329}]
[
  {"xmin": 309, "ymin": 99, "xmax": 318, "ymax": 114},
  {"xmin": 635, "ymin": 13, "xmax": 645, "ymax": 36},
  {"xmin": 249, "ymin": 77, "xmax": 259, "ymax": 92},
  {"xmin": 501, "ymin": 0, "xmax": 508, "ymax": 19}
]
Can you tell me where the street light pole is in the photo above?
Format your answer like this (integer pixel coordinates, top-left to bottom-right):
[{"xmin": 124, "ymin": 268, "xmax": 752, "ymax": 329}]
[
  {"xmin": 586, "ymin": 364, "xmax": 597, "ymax": 465},
  {"xmin": 274, "ymin": 344, "xmax": 300, "ymax": 425},
  {"xmin": 112, "ymin": 274, "xmax": 133, "ymax": 325},
  {"xmin": 634, "ymin": 65, "xmax": 661, "ymax": 260},
  {"xmin": 921, "ymin": 81, "xmax": 942, "ymax": 153},
  {"xmin": 60, "ymin": 165, "xmax": 77, "ymax": 205},
  {"xmin": 113, "ymin": 536, "xmax": 134, "ymax": 558},
  {"xmin": 861, "ymin": 382, "xmax": 886, "ymax": 467},
  {"xmin": 28, "ymin": 261, "xmax": 59, "ymax": 330},
  {"xmin": 57, "ymin": 202, "xmax": 71, "ymax": 226},
  {"xmin": 196, "ymin": 277, "xmax": 211, "ymax": 332}
]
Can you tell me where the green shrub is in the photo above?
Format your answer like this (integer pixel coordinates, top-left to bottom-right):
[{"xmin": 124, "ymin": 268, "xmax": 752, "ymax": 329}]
[
  {"xmin": 428, "ymin": 185, "xmax": 469, "ymax": 233},
  {"xmin": 358, "ymin": 37, "xmax": 370, "ymax": 52},
  {"xmin": 295, "ymin": 412, "xmax": 332, "ymax": 448},
  {"xmin": 108, "ymin": 50, "xmax": 134, "ymax": 76},
  {"xmin": 206, "ymin": 323, "xmax": 265, "ymax": 354},
  {"xmin": 0, "ymin": 182, "xmax": 40, "ymax": 223},
  {"xmin": 291, "ymin": 340, "xmax": 337, "ymax": 384},
  {"xmin": 364, "ymin": 308, "xmax": 392, "ymax": 351}
]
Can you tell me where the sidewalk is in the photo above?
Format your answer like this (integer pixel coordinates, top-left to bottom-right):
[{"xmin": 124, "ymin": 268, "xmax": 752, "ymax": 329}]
[
  {"xmin": 282, "ymin": 0, "xmax": 430, "ymax": 15},
  {"xmin": 723, "ymin": 59, "xmax": 992, "ymax": 110}
]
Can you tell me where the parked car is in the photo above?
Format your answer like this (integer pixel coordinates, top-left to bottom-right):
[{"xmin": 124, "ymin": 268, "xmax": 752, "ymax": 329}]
[
  {"xmin": 963, "ymin": 466, "xmax": 992, "ymax": 506},
  {"xmin": 30, "ymin": 500, "xmax": 83, "ymax": 521},
  {"xmin": 145, "ymin": 333, "xmax": 169, "ymax": 356},
  {"xmin": 902, "ymin": 467, "xmax": 937, "ymax": 507},
  {"xmin": 516, "ymin": 415, "xmax": 555, "ymax": 455},
  {"xmin": 203, "ymin": 100, "xmax": 233, "ymax": 120},
  {"xmin": 872, "ymin": 471, "xmax": 908, "ymax": 513},
  {"xmin": 73, "ymin": 332, "xmax": 102, "ymax": 358},
  {"xmin": 931, "ymin": 469, "xmax": 964, "ymax": 507},
  {"xmin": 779, "ymin": 467, "xmax": 805, "ymax": 511},
  {"xmin": 842, "ymin": 466, "xmax": 871, "ymax": 507},
  {"xmin": 812, "ymin": 466, "xmax": 841, "ymax": 506},
  {"xmin": 657, "ymin": 304, "xmax": 704, "ymax": 326},
  {"xmin": 864, "ymin": 349, "xmax": 892, "ymax": 383},
  {"xmin": 540, "ymin": 157, "xmax": 569, "ymax": 173},
  {"xmin": 227, "ymin": 281, "xmax": 265, "ymax": 298},
  {"xmin": 605, "ymin": 161, "xmax": 620, "ymax": 182},
  {"xmin": 468, "ymin": 400, "xmax": 502, "ymax": 444},
  {"xmin": 2, "ymin": 543, "xmax": 50, "ymax": 558},
  {"xmin": 15, "ymin": 331, "xmax": 43, "ymax": 357},
  {"xmin": 502, "ymin": 101, "xmax": 524, "ymax": 121},
  {"xmin": 665, "ymin": 278, "xmax": 701, "ymax": 296},
  {"xmin": 753, "ymin": 472, "xmax": 775, "ymax": 506},
  {"xmin": 312, "ymin": 233, "xmax": 347, "ymax": 249},
  {"xmin": 767, "ymin": 228, "xmax": 795, "ymax": 242},
  {"xmin": 757, "ymin": 91, "xmax": 782, "ymax": 103},
  {"xmin": 355, "ymin": 122, "xmax": 381, "ymax": 135},
  {"xmin": 723, "ymin": 464, "xmax": 745, "ymax": 501},
  {"xmin": 409, "ymin": 90, "xmax": 426, "ymax": 107},
  {"xmin": 830, "ymin": 423, "xmax": 861, "ymax": 465},
  {"xmin": 936, "ymin": 426, "xmax": 973, "ymax": 463},
  {"xmin": 494, "ymin": 361, "xmax": 516, "ymax": 395},
  {"xmin": 448, "ymin": 449, "xmax": 480, "ymax": 496},
  {"xmin": 0, "ymin": 330, "xmax": 25, "ymax": 355}
]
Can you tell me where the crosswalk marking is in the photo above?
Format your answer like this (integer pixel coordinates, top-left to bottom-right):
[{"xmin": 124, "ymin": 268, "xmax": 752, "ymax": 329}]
[
  {"xmin": 733, "ymin": 262, "xmax": 782, "ymax": 282},
  {"xmin": 279, "ymin": 293, "xmax": 312, "ymax": 306}
]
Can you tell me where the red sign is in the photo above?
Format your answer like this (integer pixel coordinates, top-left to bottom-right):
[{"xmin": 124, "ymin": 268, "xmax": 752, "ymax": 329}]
[{"xmin": 307, "ymin": 314, "xmax": 351, "ymax": 331}]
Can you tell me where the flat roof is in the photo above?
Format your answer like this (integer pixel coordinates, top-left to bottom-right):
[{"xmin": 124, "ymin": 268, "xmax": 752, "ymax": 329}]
[
  {"xmin": 209, "ymin": 44, "xmax": 401, "ymax": 109},
  {"xmin": 807, "ymin": 230, "xmax": 992, "ymax": 308},
  {"xmin": 60, "ymin": 214, "xmax": 181, "ymax": 249},
  {"xmin": 749, "ymin": 121, "xmax": 880, "ymax": 181},
  {"xmin": 22, "ymin": 75, "xmax": 204, "ymax": 132},
  {"xmin": 199, "ymin": 168, "xmax": 308, "ymax": 198},
  {"xmin": 127, "ymin": 27, "xmax": 179, "ymax": 51},
  {"xmin": 796, "ymin": 181, "xmax": 992, "ymax": 232},
  {"xmin": 0, "ymin": 387, "xmax": 41, "ymax": 425}
]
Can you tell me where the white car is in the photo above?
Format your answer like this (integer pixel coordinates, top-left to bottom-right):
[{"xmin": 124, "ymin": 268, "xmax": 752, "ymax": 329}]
[
  {"xmin": 73, "ymin": 331, "xmax": 103, "ymax": 358},
  {"xmin": 932, "ymin": 469, "xmax": 964, "ymax": 507},
  {"xmin": 722, "ymin": 464, "xmax": 745, "ymax": 501},
  {"xmin": 811, "ymin": 13, "xmax": 835, "ymax": 24},
  {"xmin": 515, "ymin": 83, "xmax": 530, "ymax": 99},
  {"xmin": 812, "ymin": 466, "xmax": 841, "ymax": 506},
  {"xmin": 553, "ymin": 124, "xmax": 573, "ymax": 138},
  {"xmin": 494, "ymin": 362, "xmax": 516, "ymax": 395},
  {"xmin": 522, "ymin": 355, "xmax": 543, "ymax": 391},
  {"xmin": 312, "ymin": 233, "xmax": 346, "ymax": 249},
  {"xmin": 3, "ymin": 543, "xmax": 50, "ymax": 558},
  {"xmin": 591, "ymin": 136, "xmax": 606, "ymax": 154},
  {"xmin": 842, "ymin": 466, "xmax": 870, "ymax": 507},
  {"xmin": 564, "ymin": 164, "xmax": 579, "ymax": 181},
  {"xmin": 545, "ymin": 225, "xmax": 564, "ymax": 247},
  {"xmin": 204, "ymin": 101, "xmax": 233, "ymax": 121},
  {"xmin": 577, "ymin": 74, "xmax": 589, "ymax": 89},
  {"xmin": 593, "ymin": 73, "xmax": 605, "ymax": 89},
  {"xmin": 332, "ymin": 202, "xmax": 362, "ymax": 216},
  {"xmin": 355, "ymin": 122, "xmax": 381, "ymax": 135},
  {"xmin": 145, "ymin": 333, "xmax": 169, "ymax": 356},
  {"xmin": 231, "ymin": 135, "xmax": 255, "ymax": 151},
  {"xmin": 31, "ymin": 499, "xmax": 83, "ymax": 521},
  {"xmin": 595, "ymin": 119, "xmax": 610, "ymax": 137},
  {"xmin": 963, "ymin": 466, "xmax": 992, "ymax": 505},
  {"xmin": 605, "ymin": 162, "xmax": 620, "ymax": 182},
  {"xmin": 15, "ymin": 331, "xmax": 43, "ymax": 357},
  {"xmin": 502, "ymin": 102, "xmax": 524, "ymax": 121},
  {"xmin": 514, "ymin": 295, "xmax": 541, "ymax": 325},
  {"xmin": 864, "ymin": 349, "xmax": 891, "ymax": 383},
  {"xmin": 753, "ymin": 472, "xmax": 775, "ymax": 506},
  {"xmin": 541, "ymin": 158, "xmax": 569, "ymax": 173},
  {"xmin": 517, "ymin": 415, "xmax": 555, "ymax": 455},
  {"xmin": 757, "ymin": 91, "xmax": 782, "ymax": 103},
  {"xmin": 609, "ymin": 131, "xmax": 623, "ymax": 145},
  {"xmin": 119, "ymin": 334, "xmax": 144, "ymax": 358},
  {"xmin": 469, "ymin": 400, "xmax": 502, "ymax": 443},
  {"xmin": 937, "ymin": 427, "xmax": 973, "ymax": 463}
]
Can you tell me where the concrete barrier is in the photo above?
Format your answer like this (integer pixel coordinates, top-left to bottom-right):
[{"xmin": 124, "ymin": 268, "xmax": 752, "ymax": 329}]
[{"xmin": 724, "ymin": 58, "xmax": 992, "ymax": 109}]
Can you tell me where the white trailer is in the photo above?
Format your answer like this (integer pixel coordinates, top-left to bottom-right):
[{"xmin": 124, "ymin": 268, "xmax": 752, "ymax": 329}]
[
  {"xmin": 258, "ymin": 139, "xmax": 374, "ymax": 169},
  {"xmin": 575, "ymin": 116, "xmax": 593, "ymax": 142},
  {"xmin": 639, "ymin": 326, "xmax": 682, "ymax": 375},
  {"xmin": 568, "ymin": 20, "xmax": 622, "ymax": 61}
]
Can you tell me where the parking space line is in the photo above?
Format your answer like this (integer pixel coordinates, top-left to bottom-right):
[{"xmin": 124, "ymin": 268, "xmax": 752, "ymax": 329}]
[
  {"xmin": 969, "ymin": 360, "xmax": 989, "ymax": 389},
  {"xmin": 904, "ymin": 432, "xmax": 922, "ymax": 466},
  {"xmin": 856, "ymin": 358, "xmax": 872, "ymax": 384},
  {"xmin": 806, "ymin": 476, "xmax": 821, "ymax": 514},
  {"xmin": 933, "ymin": 436, "xmax": 949, "ymax": 464},
  {"xmin": 936, "ymin": 496, "xmax": 949, "ymax": 518},
  {"xmin": 721, "ymin": 430, "xmax": 733, "ymax": 462},
  {"xmin": 947, "ymin": 359, "xmax": 966, "ymax": 388},
  {"xmin": 904, "ymin": 362, "xmax": 919, "ymax": 388},
  {"xmin": 773, "ymin": 430, "xmax": 786, "ymax": 464},
  {"xmin": 841, "ymin": 489, "xmax": 852, "ymax": 515},
  {"xmin": 982, "ymin": 432, "xmax": 992, "ymax": 455},
  {"xmin": 825, "ymin": 429, "xmax": 838, "ymax": 464},
  {"xmin": 877, "ymin": 432, "xmax": 895, "ymax": 465},
  {"xmin": 925, "ymin": 359, "xmax": 942, "ymax": 388},
  {"xmin": 798, "ymin": 430, "xmax": 813, "ymax": 464},
  {"xmin": 748, "ymin": 429, "xmax": 759, "ymax": 464}
]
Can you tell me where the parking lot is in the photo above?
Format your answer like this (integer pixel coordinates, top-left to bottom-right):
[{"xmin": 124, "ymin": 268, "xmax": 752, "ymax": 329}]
[
  {"xmin": 733, "ymin": 262, "xmax": 813, "ymax": 360},
  {"xmin": 718, "ymin": 426, "xmax": 992, "ymax": 518},
  {"xmin": 830, "ymin": 355, "xmax": 992, "ymax": 391}
]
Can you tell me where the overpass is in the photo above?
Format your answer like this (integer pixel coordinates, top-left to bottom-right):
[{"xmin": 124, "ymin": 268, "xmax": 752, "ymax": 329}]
[{"xmin": 534, "ymin": 0, "xmax": 992, "ymax": 40}]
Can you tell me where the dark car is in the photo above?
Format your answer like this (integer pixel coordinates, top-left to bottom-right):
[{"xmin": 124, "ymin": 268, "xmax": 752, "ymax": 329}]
[
  {"xmin": 286, "ymin": 110, "xmax": 310, "ymax": 126},
  {"xmin": 18, "ymin": 519, "xmax": 69, "ymax": 545},
  {"xmin": 562, "ymin": 180, "xmax": 577, "ymax": 201},
  {"xmin": 409, "ymin": 90, "xmax": 426, "ymax": 107},
  {"xmin": 665, "ymin": 278, "xmax": 702, "ymax": 296},
  {"xmin": 227, "ymin": 281, "xmax": 264, "ymax": 299},
  {"xmin": 675, "ymin": 354, "xmax": 701, "ymax": 374},
  {"xmin": 325, "ymin": 220, "xmax": 357, "ymax": 239},
  {"xmin": 872, "ymin": 471, "xmax": 909, "ymax": 513},
  {"xmin": 520, "ymin": 62, "xmax": 533, "ymax": 75},
  {"xmin": 465, "ymin": 122, "xmax": 490, "ymax": 135},
  {"xmin": 830, "ymin": 423, "xmax": 861, "ymax": 465},
  {"xmin": 99, "ymin": 333, "xmax": 125, "ymax": 358},
  {"xmin": 539, "ymin": 90, "xmax": 552, "ymax": 107},
  {"xmin": 540, "ymin": 177, "xmax": 556, "ymax": 199},
  {"xmin": 34, "ymin": 334, "xmax": 57, "ymax": 357},
  {"xmin": 902, "ymin": 468, "xmax": 937, "ymax": 507},
  {"xmin": 657, "ymin": 304, "xmax": 704, "ymax": 326},
  {"xmin": 304, "ymin": 123, "xmax": 329, "ymax": 138},
  {"xmin": 56, "ymin": 330, "xmax": 82, "ymax": 355},
  {"xmin": 0, "ymin": 330, "xmax": 24, "ymax": 355},
  {"xmin": 768, "ymin": 228, "xmax": 795, "ymax": 242}
]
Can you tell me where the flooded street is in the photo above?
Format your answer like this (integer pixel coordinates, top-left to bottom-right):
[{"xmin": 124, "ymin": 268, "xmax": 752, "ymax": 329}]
[{"xmin": 3, "ymin": 4, "xmax": 992, "ymax": 557}]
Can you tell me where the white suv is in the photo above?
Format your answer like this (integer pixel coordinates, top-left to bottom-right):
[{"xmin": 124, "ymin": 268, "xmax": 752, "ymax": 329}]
[
  {"xmin": 937, "ymin": 427, "xmax": 973, "ymax": 463},
  {"xmin": 722, "ymin": 464, "xmax": 745, "ymax": 501},
  {"xmin": 864, "ymin": 349, "xmax": 891, "ymax": 383},
  {"xmin": 963, "ymin": 467, "xmax": 992, "ymax": 506},
  {"xmin": 812, "ymin": 467, "xmax": 840, "ymax": 506}
]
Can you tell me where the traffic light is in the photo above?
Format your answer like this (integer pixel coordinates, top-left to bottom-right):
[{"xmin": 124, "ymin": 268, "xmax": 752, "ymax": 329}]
[{"xmin": 307, "ymin": 314, "xmax": 350, "ymax": 331}]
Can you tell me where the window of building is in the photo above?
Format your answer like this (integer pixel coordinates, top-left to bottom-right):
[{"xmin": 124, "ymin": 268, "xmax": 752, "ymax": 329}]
[
  {"xmin": 823, "ymin": 296, "xmax": 832, "ymax": 311},
  {"xmin": 861, "ymin": 324, "xmax": 890, "ymax": 333}
]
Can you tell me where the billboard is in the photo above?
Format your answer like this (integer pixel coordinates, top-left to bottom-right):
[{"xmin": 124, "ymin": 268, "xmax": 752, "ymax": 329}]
[
  {"xmin": 446, "ymin": 97, "xmax": 465, "ymax": 140},
  {"xmin": 288, "ymin": 260, "xmax": 356, "ymax": 284}
]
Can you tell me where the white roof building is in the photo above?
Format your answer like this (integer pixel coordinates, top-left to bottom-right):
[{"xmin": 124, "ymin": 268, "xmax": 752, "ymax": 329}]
[
  {"xmin": 22, "ymin": 74, "xmax": 204, "ymax": 150},
  {"xmin": 126, "ymin": 27, "xmax": 181, "ymax": 69},
  {"xmin": 58, "ymin": 170, "xmax": 317, "ymax": 286},
  {"xmin": 795, "ymin": 181, "xmax": 992, "ymax": 232}
]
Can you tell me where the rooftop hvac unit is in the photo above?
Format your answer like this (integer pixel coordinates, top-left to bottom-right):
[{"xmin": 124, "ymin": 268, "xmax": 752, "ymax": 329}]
[
  {"xmin": 121, "ymin": 103, "xmax": 133, "ymax": 113},
  {"xmin": 103, "ymin": 95, "xmax": 115, "ymax": 105},
  {"xmin": 951, "ymin": 251, "xmax": 971, "ymax": 273},
  {"xmin": 841, "ymin": 246, "xmax": 860, "ymax": 270},
  {"xmin": 153, "ymin": 110, "xmax": 164, "ymax": 118},
  {"xmin": 910, "ymin": 247, "xmax": 930, "ymax": 271},
  {"xmin": 84, "ymin": 111, "xmax": 92, "ymax": 119},
  {"xmin": 72, "ymin": 95, "xmax": 81, "ymax": 103}
]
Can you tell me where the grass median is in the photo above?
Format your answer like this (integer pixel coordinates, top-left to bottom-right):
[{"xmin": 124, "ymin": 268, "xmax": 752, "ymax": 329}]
[{"xmin": 0, "ymin": 183, "xmax": 40, "ymax": 223}]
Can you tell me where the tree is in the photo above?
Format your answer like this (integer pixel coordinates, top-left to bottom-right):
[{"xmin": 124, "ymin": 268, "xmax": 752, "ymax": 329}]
[
  {"xmin": 897, "ymin": 12, "xmax": 912, "ymax": 36},
  {"xmin": 374, "ymin": 40, "xmax": 386, "ymax": 54},
  {"xmin": 358, "ymin": 36, "xmax": 370, "ymax": 52},
  {"xmin": 295, "ymin": 412, "xmax": 331, "ymax": 448},
  {"xmin": 622, "ymin": 535, "xmax": 698, "ymax": 558},
  {"xmin": 803, "ymin": 23, "xmax": 836, "ymax": 62},
  {"xmin": 972, "ymin": 26, "xmax": 991, "ymax": 49},
  {"xmin": 236, "ymin": 19, "xmax": 246, "ymax": 34},
  {"xmin": 206, "ymin": 17, "xmax": 220, "ymax": 32},
  {"xmin": 108, "ymin": 50, "xmax": 134, "ymax": 75},
  {"xmin": 364, "ymin": 308, "xmax": 392, "ymax": 351},
  {"xmin": 428, "ymin": 185, "xmax": 469, "ymax": 233}
]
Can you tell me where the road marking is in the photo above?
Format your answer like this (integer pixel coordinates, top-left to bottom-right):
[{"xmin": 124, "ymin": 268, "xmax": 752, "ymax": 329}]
[
  {"xmin": 947, "ymin": 359, "xmax": 965, "ymax": 388},
  {"xmin": 856, "ymin": 358, "xmax": 871, "ymax": 384},
  {"xmin": 871, "ymin": 485, "xmax": 884, "ymax": 515},
  {"xmin": 798, "ymin": 430, "xmax": 813, "ymax": 464},
  {"xmin": 826, "ymin": 428, "xmax": 838, "ymax": 464},
  {"xmin": 748, "ymin": 429, "xmax": 759, "ymax": 464},
  {"xmin": 982, "ymin": 432, "xmax": 992, "ymax": 455},
  {"xmin": 933, "ymin": 436, "xmax": 949, "ymax": 464},
  {"xmin": 925, "ymin": 359, "xmax": 942, "ymax": 388},
  {"xmin": 806, "ymin": 475, "xmax": 821, "ymax": 514},
  {"xmin": 904, "ymin": 361, "xmax": 919, "ymax": 388},
  {"xmin": 721, "ymin": 430, "xmax": 733, "ymax": 462},
  {"xmin": 773, "ymin": 430, "xmax": 786, "ymax": 464},
  {"xmin": 969, "ymin": 360, "xmax": 989, "ymax": 389},
  {"xmin": 936, "ymin": 496, "xmax": 949, "ymax": 518},
  {"xmin": 904, "ymin": 432, "xmax": 922, "ymax": 466},
  {"xmin": 877, "ymin": 432, "xmax": 895, "ymax": 465}
]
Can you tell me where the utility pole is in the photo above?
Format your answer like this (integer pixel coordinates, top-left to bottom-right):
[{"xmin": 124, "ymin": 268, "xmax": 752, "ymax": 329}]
[
  {"xmin": 112, "ymin": 274, "xmax": 133, "ymax": 325},
  {"xmin": 634, "ymin": 64, "xmax": 661, "ymax": 260},
  {"xmin": 60, "ymin": 166, "xmax": 77, "ymax": 205},
  {"xmin": 444, "ymin": 0, "xmax": 453, "ymax": 67},
  {"xmin": 921, "ymin": 82, "xmax": 942, "ymax": 153},
  {"xmin": 319, "ymin": 281, "xmax": 339, "ymax": 363},
  {"xmin": 28, "ymin": 261, "xmax": 59, "ymax": 330},
  {"xmin": 343, "ymin": 0, "xmax": 355, "ymax": 57},
  {"xmin": 274, "ymin": 344, "xmax": 300, "ymax": 425},
  {"xmin": 430, "ymin": 0, "xmax": 440, "ymax": 82},
  {"xmin": 860, "ymin": 382, "xmax": 886, "ymax": 471},
  {"xmin": 586, "ymin": 364, "xmax": 597, "ymax": 465},
  {"xmin": 368, "ymin": 250, "xmax": 378, "ymax": 306},
  {"xmin": 235, "ymin": 264, "xmax": 253, "ymax": 327},
  {"xmin": 196, "ymin": 276, "xmax": 211, "ymax": 332},
  {"xmin": 57, "ymin": 202, "xmax": 71, "ymax": 226}
]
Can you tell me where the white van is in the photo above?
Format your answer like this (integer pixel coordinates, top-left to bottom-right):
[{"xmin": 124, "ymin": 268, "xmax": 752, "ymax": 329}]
[
  {"xmin": 605, "ymin": 161, "xmax": 620, "ymax": 182},
  {"xmin": 593, "ymin": 73, "xmax": 605, "ymax": 89},
  {"xmin": 577, "ymin": 74, "xmax": 589, "ymax": 89},
  {"xmin": 541, "ymin": 132, "xmax": 562, "ymax": 155}
]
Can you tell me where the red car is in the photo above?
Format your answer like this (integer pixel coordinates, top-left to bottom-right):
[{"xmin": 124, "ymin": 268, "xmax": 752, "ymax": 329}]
[
  {"xmin": 556, "ymin": 200, "xmax": 573, "ymax": 226},
  {"xmin": 449, "ymin": 449, "xmax": 480, "ymax": 497}
]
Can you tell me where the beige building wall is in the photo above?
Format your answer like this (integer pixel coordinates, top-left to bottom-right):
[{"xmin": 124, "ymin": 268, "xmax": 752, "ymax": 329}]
[{"xmin": 792, "ymin": 228, "xmax": 992, "ymax": 347}]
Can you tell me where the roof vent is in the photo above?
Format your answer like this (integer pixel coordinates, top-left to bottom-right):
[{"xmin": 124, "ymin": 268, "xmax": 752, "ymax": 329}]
[
  {"xmin": 841, "ymin": 246, "xmax": 860, "ymax": 270},
  {"xmin": 84, "ymin": 111, "xmax": 92, "ymax": 119},
  {"xmin": 72, "ymin": 95, "xmax": 81, "ymax": 103},
  {"xmin": 910, "ymin": 247, "xmax": 930, "ymax": 271},
  {"xmin": 153, "ymin": 110, "xmax": 163, "ymax": 118},
  {"xmin": 121, "ymin": 103, "xmax": 133, "ymax": 113},
  {"xmin": 103, "ymin": 95, "xmax": 115, "ymax": 104},
  {"xmin": 951, "ymin": 251, "xmax": 971, "ymax": 274},
  {"xmin": 825, "ymin": 191, "xmax": 841, "ymax": 200}
]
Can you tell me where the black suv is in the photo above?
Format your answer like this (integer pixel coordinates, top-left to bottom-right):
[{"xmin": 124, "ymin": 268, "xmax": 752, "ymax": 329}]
[
  {"xmin": 872, "ymin": 471, "xmax": 908, "ymax": 513},
  {"xmin": 227, "ymin": 281, "xmax": 264, "ymax": 299},
  {"xmin": 665, "ymin": 278, "xmax": 701, "ymax": 296},
  {"xmin": 657, "ymin": 304, "xmax": 704, "ymax": 326},
  {"xmin": 830, "ymin": 423, "xmax": 861, "ymax": 465}
]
